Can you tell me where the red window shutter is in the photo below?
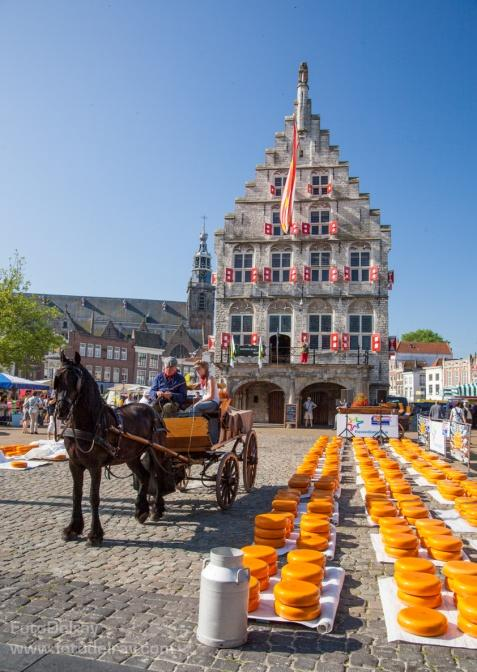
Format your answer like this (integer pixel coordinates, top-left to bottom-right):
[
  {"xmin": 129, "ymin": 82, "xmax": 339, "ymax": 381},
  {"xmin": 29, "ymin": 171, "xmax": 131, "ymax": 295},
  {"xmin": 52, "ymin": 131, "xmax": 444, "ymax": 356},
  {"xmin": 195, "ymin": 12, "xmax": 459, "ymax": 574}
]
[
  {"xmin": 326, "ymin": 181, "xmax": 333, "ymax": 195},
  {"xmin": 301, "ymin": 332, "xmax": 309, "ymax": 344},
  {"xmin": 221, "ymin": 333, "xmax": 231, "ymax": 348},
  {"xmin": 211, "ymin": 272, "xmax": 217, "ymax": 285},
  {"xmin": 291, "ymin": 223, "xmax": 300, "ymax": 236},
  {"xmin": 330, "ymin": 332, "xmax": 340, "ymax": 351},
  {"xmin": 329, "ymin": 220, "xmax": 339, "ymax": 235},
  {"xmin": 263, "ymin": 266, "xmax": 271, "ymax": 282},
  {"xmin": 250, "ymin": 333, "xmax": 258, "ymax": 346},
  {"xmin": 251, "ymin": 267, "xmax": 259, "ymax": 284},
  {"xmin": 303, "ymin": 265, "xmax": 311, "ymax": 282},
  {"xmin": 207, "ymin": 335, "xmax": 215, "ymax": 350},
  {"xmin": 290, "ymin": 267, "xmax": 297, "ymax": 283},
  {"xmin": 341, "ymin": 333, "xmax": 350, "ymax": 351},
  {"xmin": 307, "ymin": 183, "xmax": 313, "ymax": 194},
  {"xmin": 302, "ymin": 221, "xmax": 310, "ymax": 235},
  {"xmin": 370, "ymin": 265, "xmax": 379, "ymax": 282},
  {"xmin": 330, "ymin": 266, "xmax": 339, "ymax": 283},
  {"xmin": 371, "ymin": 333, "xmax": 381, "ymax": 352},
  {"xmin": 225, "ymin": 267, "xmax": 234, "ymax": 282},
  {"xmin": 264, "ymin": 222, "xmax": 272, "ymax": 235},
  {"xmin": 269, "ymin": 184, "xmax": 276, "ymax": 195},
  {"xmin": 343, "ymin": 266, "xmax": 350, "ymax": 282}
]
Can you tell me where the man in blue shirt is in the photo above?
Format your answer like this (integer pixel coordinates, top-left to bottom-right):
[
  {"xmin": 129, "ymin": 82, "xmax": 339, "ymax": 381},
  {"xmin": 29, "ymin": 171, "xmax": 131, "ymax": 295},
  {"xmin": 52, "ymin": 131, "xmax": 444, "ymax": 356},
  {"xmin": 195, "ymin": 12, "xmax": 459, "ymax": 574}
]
[{"xmin": 149, "ymin": 357, "xmax": 187, "ymax": 417}]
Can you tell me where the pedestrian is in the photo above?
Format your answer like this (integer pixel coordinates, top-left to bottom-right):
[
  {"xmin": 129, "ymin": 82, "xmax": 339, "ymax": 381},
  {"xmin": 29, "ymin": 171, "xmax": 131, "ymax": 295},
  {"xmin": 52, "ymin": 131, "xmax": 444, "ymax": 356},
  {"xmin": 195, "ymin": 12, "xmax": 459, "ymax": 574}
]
[
  {"xmin": 22, "ymin": 392, "xmax": 31, "ymax": 433},
  {"xmin": 26, "ymin": 391, "xmax": 42, "ymax": 434},
  {"xmin": 450, "ymin": 401, "xmax": 466, "ymax": 425},
  {"xmin": 471, "ymin": 403, "xmax": 477, "ymax": 429},
  {"xmin": 429, "ymin": 401, "xmax": 441, "ymax": 420},
  {"xmin": 46, "ymin": 393, "xmax": 59, "ymax": 440},
  {"xmin": 300, "ymin": 340, "xmax": 309, "ymax": 364},
  {"xmin": 303, "ymin": 396, "xmax": 317, "ymax": 428}
]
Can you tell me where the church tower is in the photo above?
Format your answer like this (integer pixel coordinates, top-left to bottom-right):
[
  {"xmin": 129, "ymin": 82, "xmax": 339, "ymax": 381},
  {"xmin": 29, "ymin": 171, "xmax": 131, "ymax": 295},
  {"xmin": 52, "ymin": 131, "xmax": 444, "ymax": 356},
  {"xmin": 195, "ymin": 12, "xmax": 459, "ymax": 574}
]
[{"xmin": 187, "ymin": 223, "xmax": 215, "ymax": 339}]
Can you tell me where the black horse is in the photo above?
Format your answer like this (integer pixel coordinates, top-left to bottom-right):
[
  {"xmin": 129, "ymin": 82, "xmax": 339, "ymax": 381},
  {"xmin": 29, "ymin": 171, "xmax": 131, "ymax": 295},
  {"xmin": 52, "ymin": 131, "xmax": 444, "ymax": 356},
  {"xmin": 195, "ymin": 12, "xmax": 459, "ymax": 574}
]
[{"xmin": 54, "ymin": 351, "xmax": 170, "ymax": 546}]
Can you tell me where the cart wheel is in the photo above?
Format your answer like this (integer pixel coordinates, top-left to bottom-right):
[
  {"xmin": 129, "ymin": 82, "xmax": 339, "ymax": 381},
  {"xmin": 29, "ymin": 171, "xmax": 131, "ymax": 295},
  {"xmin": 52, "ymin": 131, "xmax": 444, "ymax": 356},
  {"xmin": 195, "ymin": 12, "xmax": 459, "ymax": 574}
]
[
  {"xmin": 177, "ymin": 464, "xmax": 192, "ymax": 493},
  {"xmin": 242, "ymin": 430, "xmax": 258, "ymax": 492},
  {"xmin": 216, "ymin": 453, "xmax": 240, "ymax": 510}
]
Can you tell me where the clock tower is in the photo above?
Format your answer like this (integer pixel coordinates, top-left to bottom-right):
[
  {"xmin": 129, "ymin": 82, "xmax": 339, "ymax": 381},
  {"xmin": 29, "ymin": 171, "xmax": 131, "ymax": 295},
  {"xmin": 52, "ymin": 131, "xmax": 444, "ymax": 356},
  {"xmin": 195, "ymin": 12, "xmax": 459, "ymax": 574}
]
[{"xmin": 186, "ymin": 223, "xmax": 215, "ymax": 339}]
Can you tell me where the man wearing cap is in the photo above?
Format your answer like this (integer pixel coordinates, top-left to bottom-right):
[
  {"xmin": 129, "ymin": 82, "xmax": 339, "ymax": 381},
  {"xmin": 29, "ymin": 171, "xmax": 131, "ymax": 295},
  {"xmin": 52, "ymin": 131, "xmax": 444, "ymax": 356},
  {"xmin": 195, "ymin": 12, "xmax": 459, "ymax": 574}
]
[{"xmin": 149, "ymin": 357, "xmax": 187, "ymax": 417}]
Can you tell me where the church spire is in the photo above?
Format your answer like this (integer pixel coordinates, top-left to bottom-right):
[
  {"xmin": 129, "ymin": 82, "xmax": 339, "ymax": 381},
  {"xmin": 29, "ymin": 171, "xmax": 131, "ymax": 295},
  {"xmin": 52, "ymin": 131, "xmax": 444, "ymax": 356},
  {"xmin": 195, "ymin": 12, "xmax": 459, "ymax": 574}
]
[
  {"xmin": 191, "ymin": 220, "xmax": 212, "ymax": 284},
  {"xmin": 296, "ymin": 62, "xmax": 311, "ymax": 134}
]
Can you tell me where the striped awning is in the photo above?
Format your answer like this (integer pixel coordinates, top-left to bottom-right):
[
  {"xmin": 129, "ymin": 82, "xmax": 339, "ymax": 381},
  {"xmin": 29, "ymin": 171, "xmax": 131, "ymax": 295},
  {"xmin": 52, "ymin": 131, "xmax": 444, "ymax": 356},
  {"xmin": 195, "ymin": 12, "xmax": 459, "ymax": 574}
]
[
  {"xmin": 456, "ymin": 383, "xmax": 477, "ymax": 397},
  {"xmin": 443, "ymin": 387, "xmax": 459, "ymax": 398}
]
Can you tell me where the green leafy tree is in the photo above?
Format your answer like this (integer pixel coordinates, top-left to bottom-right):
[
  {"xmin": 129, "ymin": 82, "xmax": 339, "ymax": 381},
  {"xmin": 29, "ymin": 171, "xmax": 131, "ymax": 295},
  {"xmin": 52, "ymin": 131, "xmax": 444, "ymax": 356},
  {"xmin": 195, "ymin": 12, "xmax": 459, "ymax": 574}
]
[
  {"xmin": 400, "ymin": 329, "xmax": 446, "ymax": 343},
  {"xmin": 0, "ymin": 253, "xmax": 64, "ymax": 373}
]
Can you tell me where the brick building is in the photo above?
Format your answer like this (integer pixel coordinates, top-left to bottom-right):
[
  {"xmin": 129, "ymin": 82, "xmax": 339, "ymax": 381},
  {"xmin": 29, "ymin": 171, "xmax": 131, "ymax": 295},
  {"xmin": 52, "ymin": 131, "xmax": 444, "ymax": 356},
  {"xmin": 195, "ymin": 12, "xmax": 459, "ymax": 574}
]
[{"xmin": 213, "ymin": 63, "xmax": 392, "ymax": 425}]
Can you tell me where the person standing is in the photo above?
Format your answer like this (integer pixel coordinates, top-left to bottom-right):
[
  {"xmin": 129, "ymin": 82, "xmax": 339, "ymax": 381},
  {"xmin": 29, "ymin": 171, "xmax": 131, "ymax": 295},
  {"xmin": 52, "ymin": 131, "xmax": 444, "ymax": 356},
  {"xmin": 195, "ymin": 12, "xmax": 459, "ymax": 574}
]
[
  {"xmin": 463, "ymin": 401, "xmax": 473, "ymax": 425},
  {"xmin": 429, "ymin": 401, "xmax": 442, "ymax": 420},
  {"xmin": 300, "ymin": 341, "xmax": 309, "ymax": 364},
  {"xmin": 46, "ymin": 393, "xmax": 59, "ymax": 440},
  {"xmin": 303, "ymin": 396, "xmax": 317, "ymax": 428},
  {"xmin": 450, "ymin": 401, "xmax": 466, "ymax": 425},
  {"xmin": 22, "ymin": 392, "xmax": 31, "ymax": 433},
  {"xmin": 26, "ymin": 392, "xmax": 42, "ymax": 434}
]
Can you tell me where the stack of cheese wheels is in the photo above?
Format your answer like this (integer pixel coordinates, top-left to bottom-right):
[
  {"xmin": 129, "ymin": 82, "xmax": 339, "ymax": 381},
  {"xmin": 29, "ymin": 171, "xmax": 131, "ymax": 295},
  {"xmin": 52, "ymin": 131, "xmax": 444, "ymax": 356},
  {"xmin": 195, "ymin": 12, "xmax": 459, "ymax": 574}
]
[
  {"xmin": 367, "ymin": 498, "xmax": 398, "ymax": 524},
  {"xmin": 273, "ymin": 579, "xmax": 321, "ymax": 621},
  {"xmin": 300, "ymin": 514, "xmax": 330, "ymax": 538},
  {"xmin": 457, "ymin": 595, "xmax": 477, "ymax": 637},
  {"xmin": 415, "ymin": 518, "xmax": 451, "ymax": 546},
  {"xmin": 248, "ymin": 576, "xmax": 260, "ymax": 612},
  {"xmin": 288, "ymin": 473, "xmax": 311, "ymax": 494},
  {"xmin": 424, "ymin": 532, "xmax": 463, "ymax": 562},
  {"xmin": 455, "ymin": 497, "xmax": 477, "ymax": 527},
  {"xmin": 254, "ymin": 513, "xmax": 289, "ymax": 549},
  {"xmin": 381, "ymin": 526, "xmax": 419, "ymax": 559},
  {"xmin": 449, "ymin": 573, "xmax": 477, "ymax": 607},
  {"xmin": 399, "ymin": 500, "xmax": 430, "ymax": 526},
  {"xmin": 242, "ymin": 556, "xmax": 270, "ymax": 591},
  {"xmin": 442, "ymin": 560, "xmax": 477, "ymax": 592},
  {"xmin": 395, "ymin": 570, "xmax": 443, "ymax": 608},
  {"xmin": 437, "ymin": 480, "xmax": 465, "ymax": 501},
  {"xmin": 397, "ymin": 606, "xmax": 448, "ymax": 637},
  {"xmin": 287, "ymin": 548, "xmax": 325, "ymax": 570},
  {"xmin": 241, "ymin": 544, "xmax": 278, "ymax": 577},
  {"xmin": 394, "ymin": 556, "xmax": 435, "ymax": 576},
  {"xmin": 307, "ymin": 497, "xmax": 333, "ymax": 517},
  {"xmin": 281, "ymin": 560, "xmax": 324, "ymax": 588},
  {"xmin": 271, "ymin": 496, "xmax": 298, "ymax": 518}
]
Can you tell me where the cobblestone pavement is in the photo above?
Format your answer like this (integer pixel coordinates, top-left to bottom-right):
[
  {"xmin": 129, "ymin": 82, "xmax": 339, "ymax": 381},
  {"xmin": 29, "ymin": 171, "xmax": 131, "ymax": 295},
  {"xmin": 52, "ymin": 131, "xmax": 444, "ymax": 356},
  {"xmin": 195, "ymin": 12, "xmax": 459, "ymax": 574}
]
[{"xmin": 1, "ymin": 427, "xmax": 476, "ymax": 672}]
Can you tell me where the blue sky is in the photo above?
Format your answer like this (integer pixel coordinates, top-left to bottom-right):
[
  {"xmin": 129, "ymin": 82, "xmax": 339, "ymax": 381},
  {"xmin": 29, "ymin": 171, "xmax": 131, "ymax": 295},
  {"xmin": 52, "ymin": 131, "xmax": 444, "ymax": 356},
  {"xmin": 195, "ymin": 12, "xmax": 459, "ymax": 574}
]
[{"xmin": 0, "ymin": 0, "xmax": 476, "ymax": 356}]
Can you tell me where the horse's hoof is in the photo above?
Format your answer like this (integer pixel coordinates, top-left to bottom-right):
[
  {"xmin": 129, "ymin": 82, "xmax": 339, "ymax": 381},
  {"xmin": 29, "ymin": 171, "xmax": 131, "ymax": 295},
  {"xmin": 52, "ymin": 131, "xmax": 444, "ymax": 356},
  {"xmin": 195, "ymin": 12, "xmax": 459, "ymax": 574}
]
[
  {"xmin": 151, "ymin": 510, "xmax": 163, "ymax": 522},
  {"xmin": 86, "ymin": 535, "xmax": 103, "ymax": 547},
  {"xmin": 62, "ymin": 528, "xmax": 79, "ymax": 541},
  {"xmin": 136, "ymin": 511, "xmax": 149, "ymax": 524}
]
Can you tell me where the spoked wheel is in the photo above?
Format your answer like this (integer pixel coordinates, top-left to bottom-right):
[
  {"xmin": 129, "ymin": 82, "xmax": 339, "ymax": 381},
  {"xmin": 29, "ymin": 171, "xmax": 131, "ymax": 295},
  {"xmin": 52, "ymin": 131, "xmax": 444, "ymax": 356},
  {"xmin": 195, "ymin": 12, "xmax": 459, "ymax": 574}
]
[
  {"xmin": 216, "ymin": 453, "xmax": 240, "ymax": 510},
  {"xmin": 242, "ymin": 430, "xmax": 258, "ymax": 492},
  {"xmin": 176, "ymin": 464, "xmax": 192, "ymax": 493}
]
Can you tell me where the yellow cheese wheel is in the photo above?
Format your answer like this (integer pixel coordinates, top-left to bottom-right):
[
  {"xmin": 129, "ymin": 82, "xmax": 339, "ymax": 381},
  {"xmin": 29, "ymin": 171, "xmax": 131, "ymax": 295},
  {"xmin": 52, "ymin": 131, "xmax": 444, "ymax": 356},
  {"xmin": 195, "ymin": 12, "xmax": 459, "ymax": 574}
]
[
  {"xmin": 395, "ymin": 571, "xmax": 442, "ymax": 597},
  {"xmin": 394, "ymin": 494, "xmax": 422, "ymax": 504},
  {"xmin": 378, "ymin": 516, "xmax": 409, "ymax": 528},
  {"xmin": 241, "ymin": 545, "xmax": 277, "ymax": 564},
  {"xmin": 248, "ymin": 596, "xmax": 260, "ymax": 612},
  {"xmin": 397, "ymin": 590, "xmax": 442, "ymax": 608},
  {"xmin": 454, "ymin": 575, "xmax": 477, "ymax": 598},
  {"xmin": 254, "ymin": 525, "xmax": 288, "ymax": 540},
  {"xmin": 311, "ymin": 490, "xmax": 334, "ymax": 501},
  {"xmin": 380, "ymin": 532, "xmax": 419, "ymax": 550},
  {"xmin": 282, "ymin": 561, "xmax": 324, "ymax": 586},
  {"xmin": 442, "ymin": 561, "xmax": 477, "ymax": 580},
  {"xmin": 297, "ymin": 533, "xmax": 328, "ymax": 551},
  {"xmin": 365, "ymin": 482, "xmax": 387, "ymax": 494},
  {"xmin": 287, "ymin": 549, "xmax": 325, "ymax": 568},
  {"xmin": 397, "ymin": 607, "xmax": 447, "ymax": 637},
  {"xmin": 428, "ymin": 548, "xmax": 462, "ymax": 562},
  {"xmin": 307, "ymin": 500, "xmax": 333, "ymax": 515},
  {"xmin": 274, "ymin": 491, "xmax": 301, "ymax": 503},
  {"xmin": 255, "ymin": 513, "xmax": 289, "ymax": 530},
  {"xmin": 425, "ymin": 535, "xmax": 463, "ymax": 553},
  {"xmin": 380, "ymin": 525, "xmax": 412, "ymax": 538},
  {"xmin": 420, "ymin": 527, "xmax": 453, "ymax": 541},
  {"xmin": 457, "ymin": 613, "xmax": 477, "ymax": 637},
  {"xmin": 276, "ymin": 488, "xmax": 302, "ymax": 499},
  {"xmin": 384, "ymin": 545, "xmax": 419, "ymax": 559},
  {"xmin": 243, "ymin": 557, "xmax": 269, "ymax": 580},
  {"xmin": 254, "ymin": 535, "xmax": 285, "ymax": 549},
  {"xmin": 300, "ymin": 517, "xmax": 330, "ymax": 536},
  {"xmin": 415, "ymin": 518, "xmax": 448, "ymax": 533},
  {"xmin": 394, "ymin": 557, "xmax": 435, "ymax": 575},
  {"xmin": 274, "ymin": 600, "xmax": 321, "ymax": 621},
  {"xmin": 248, "ymin": 576, "xmax": 260, "ymax": 598},
  {"xmin": 390, "ymin": 483, "xmax": 412, "ymax": 494},
  {"xmin": 457, "ymin": 596, "xmax": 477, "ymax": 625},
  {"xmin": 11, "ymin": 460, "xmax": 28, "ymax": 468},
  {"xmin": 273, "ymin": 579, "xmax": 320, "ymax": 607},
  {"xmin": 272, "ymin": 499, "xmax": 298, "ymax": 514}
]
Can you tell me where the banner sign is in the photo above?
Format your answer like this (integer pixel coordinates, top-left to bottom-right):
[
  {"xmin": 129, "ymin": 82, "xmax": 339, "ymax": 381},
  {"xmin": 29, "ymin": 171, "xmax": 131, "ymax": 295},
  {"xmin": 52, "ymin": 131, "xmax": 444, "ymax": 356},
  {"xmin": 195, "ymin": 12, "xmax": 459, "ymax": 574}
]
[
  {"xmin": 336, "ymin": 413, "xmax": 399, "ymax": 438},
  {"xmin": 449, "ymin": 421, "xmax": 471, "ymax": 464},
  {"xmin": 417, "ymin": 414, "xmax": 430, "ymax": 445},
  {"xmin": 429, "ymin": 419, "xmax": 446, "ymax": 456},
  {"xmin": 285, "ymin": 403, "xmax": 297, "ymax": 427}
]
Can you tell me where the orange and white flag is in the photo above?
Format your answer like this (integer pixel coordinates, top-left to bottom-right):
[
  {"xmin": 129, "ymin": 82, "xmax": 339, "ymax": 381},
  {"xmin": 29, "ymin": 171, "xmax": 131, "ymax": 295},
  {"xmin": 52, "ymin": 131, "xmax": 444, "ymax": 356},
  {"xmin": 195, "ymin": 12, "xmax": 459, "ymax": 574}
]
[{"xmin": 280, "ymin": 121, "xmax": 299, "ymax": 234}]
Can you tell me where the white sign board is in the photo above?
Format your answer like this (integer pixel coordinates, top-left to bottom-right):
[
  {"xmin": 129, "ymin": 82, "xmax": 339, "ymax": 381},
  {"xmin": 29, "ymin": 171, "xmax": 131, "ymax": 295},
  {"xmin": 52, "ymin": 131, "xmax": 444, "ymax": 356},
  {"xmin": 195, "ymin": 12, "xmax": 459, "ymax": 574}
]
[
  {"xmin": 336, "ymin": 413, "xmax": 399, "ymax": 438},
  {"xmin": 429, "ymin": 419, "xmax": 446, "ymax": 456}
]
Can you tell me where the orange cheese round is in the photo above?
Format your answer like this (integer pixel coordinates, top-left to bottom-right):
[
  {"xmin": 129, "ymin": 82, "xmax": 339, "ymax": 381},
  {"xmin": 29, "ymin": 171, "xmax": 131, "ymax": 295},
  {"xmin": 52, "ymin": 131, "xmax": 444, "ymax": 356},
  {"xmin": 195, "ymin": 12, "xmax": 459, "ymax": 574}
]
[
  {"xmin": 394, "ymin": 494, "xmax": 422, "ymax": 504},
  {"xmin": 380, "ymin": 524, "xmax": 412, "ymax": 537},
  {"xmin": 287, "ymin": 549, "xmax": 325, "ymax": 568},
  {"xmin": 241, "ymin": 545, "xmax": 277, "ymax": 565},
  {"xmin": 254, "ymin": 526, "xmax": 288, "ymax": 540},
  {"xmin": 428, "ymin": 548, "xmax": 462, "ymax": 562},
  {"xmin": 453, "ymin": 575, "xmax": 477, "ymax": 598},
  {"xmin": 457, "ymin": 596, "xmax": 477, "ymax": 625},
  {"xmin": 397, "ymin": 606, "xmax": 447, "ymax": 637},
  {"xmin": 380, "ymin": 532, "xmax": 419, "ymax": 550},
  {"xmin": 281, "ymin": 561, "xmax": 324, "ymax": 586},
  {"xmin": 272, "ymin": 499, "xmax": 298, "ymax": 514},
  {"xmin": 274, "ymin": 600, "xmax": 321, "ymax": 621},
  {"xmin": 297, "ymin": 533, "xmax": 328, "ymax": 551},
  {"xmin": 273, "ymin": 579, "xmax": 320, "ymax": 608},
  {"xmin": 457, "ymin": 613, "xmax": 477, "ymax": 637},
  {"xmin": 11, "ymin": 460, "xmax": 28, "ymax": 468},
  {"xmin": 442, "ymin": 561, "xmax": 477, "ymax": 580},
  {"xmin": 248, "ymin": 596, "xmax": 260, "ymax": 612},
  {"xmin": 254, "ymin": 535, "xmax": 285, "ymax": 549},
  {"xmin": 415, "ymin": 518, "xmax": 448, "ymax": 533},
  {"xmin": 307, "ymin": 500, "xmax": 333, "ymax": 515},
  {"xmin": 243, "ymin": 557, "xmax": 269, "ymax": 580},
  {"xmin": 395, "ymin": 557, "xmax": 435, "ymax": 575},
  {"xmin": 425, "ymin": 535, "xmax": 463, "ymax": 553},
  {"xmin": 397, "ymin": 590, "xmax": 442, "ymax": 609},
  {"xmin": 395, "ymin": 571, "xmax": 442, "ymax": 597},
  {"xmin": 248, "ymin": 576, "xmax": 260, "ymax": 599},
  {"xmin": 300, "ymin": 517, "xmax": 330, "ymax": 536},
  {"xmin": 255, "ymin": 513, "xmax": 289, "ymax": 530},
  {"xmin": 268, "ymin": 562, "xmax": 278, "ymax": 576},
  {"xmin": 259, "ymin": 577, "xmax": 269, "ymax": 591},
  {"xmin": 384, "ymin": 545, "xmax": 419, "ymax": 559},
  {"xmin": 378, "ymin": 516, "xmax": 409, "ymax": 528}
]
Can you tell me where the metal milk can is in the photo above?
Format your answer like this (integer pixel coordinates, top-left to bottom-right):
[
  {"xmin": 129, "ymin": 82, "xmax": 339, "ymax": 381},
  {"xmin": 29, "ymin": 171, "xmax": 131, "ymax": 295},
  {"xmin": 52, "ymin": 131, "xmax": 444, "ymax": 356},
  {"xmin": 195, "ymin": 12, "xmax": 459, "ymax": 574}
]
[{"xmin": 196, "ymin": 546, "xmax": 249, "ymax": 647}]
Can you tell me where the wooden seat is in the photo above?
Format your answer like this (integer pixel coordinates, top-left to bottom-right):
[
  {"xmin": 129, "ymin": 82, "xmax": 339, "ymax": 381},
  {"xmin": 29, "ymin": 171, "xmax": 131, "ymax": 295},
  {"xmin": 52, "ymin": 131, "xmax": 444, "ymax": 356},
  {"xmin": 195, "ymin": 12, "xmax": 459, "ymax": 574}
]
[{"xmin": 163, "ymin": 417, "xmax": 212, "ymax": 452}]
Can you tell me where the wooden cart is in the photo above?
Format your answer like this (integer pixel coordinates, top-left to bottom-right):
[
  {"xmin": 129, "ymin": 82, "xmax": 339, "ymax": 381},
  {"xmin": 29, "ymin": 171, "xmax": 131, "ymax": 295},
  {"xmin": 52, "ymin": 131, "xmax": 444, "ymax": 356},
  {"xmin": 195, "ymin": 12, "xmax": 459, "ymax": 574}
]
[{"xmin": 129, "ymin": 403, "xmax": 258, "ymax": 510}]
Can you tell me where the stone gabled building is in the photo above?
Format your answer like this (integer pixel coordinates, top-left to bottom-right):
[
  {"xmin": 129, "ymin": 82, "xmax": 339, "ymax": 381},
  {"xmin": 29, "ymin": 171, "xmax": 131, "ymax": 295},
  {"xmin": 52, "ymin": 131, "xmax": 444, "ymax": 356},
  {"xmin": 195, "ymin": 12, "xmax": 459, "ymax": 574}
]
[{"xmin": 213, "ymin": 63, "xmax": 392, "ymax": 425}]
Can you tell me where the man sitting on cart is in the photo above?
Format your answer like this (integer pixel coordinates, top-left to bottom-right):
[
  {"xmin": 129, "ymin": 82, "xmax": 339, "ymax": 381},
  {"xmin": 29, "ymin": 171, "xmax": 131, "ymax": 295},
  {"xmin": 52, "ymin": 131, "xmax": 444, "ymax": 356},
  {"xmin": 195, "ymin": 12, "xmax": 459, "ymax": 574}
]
[{"xmin": 149, "ymin": 357, "xmax": 187, "ymax": 417}]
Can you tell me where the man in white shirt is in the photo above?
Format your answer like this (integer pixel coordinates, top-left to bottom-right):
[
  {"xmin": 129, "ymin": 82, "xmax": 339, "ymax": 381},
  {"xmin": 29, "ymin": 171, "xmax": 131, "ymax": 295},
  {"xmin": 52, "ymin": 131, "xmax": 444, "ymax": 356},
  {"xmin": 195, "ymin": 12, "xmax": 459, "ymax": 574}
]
[
  {"xmin": 303, "ymin": 396, "xmax": 317, "ymax": 428},
  {"xmin": 25, "ymin": 392, "xmax": 42, "ymax": 434}
]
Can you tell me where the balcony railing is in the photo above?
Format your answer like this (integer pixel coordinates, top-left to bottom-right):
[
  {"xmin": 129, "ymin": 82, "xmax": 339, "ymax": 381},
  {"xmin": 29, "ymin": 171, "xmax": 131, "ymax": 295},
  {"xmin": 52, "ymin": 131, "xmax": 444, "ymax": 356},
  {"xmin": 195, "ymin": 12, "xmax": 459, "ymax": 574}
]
[{"xmin": 219, "ymin": 346, "xmax": 372, "ymax": 367}]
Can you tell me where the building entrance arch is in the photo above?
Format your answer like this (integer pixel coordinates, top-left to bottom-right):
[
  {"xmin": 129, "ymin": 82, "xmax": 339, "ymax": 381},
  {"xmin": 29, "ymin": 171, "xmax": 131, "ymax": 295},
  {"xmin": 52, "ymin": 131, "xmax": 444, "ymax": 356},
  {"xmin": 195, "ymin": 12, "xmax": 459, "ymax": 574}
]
[
  {"xmin": 269, "ymin": 334, "xmax": 291, "ymax": 364},
  {"xmin": 300, "ymin": 382, "xmax": 345, "ymax": 427},
  {"xmin": 233, "ymin": 380, "xmax": 285, "ymax": 424}
]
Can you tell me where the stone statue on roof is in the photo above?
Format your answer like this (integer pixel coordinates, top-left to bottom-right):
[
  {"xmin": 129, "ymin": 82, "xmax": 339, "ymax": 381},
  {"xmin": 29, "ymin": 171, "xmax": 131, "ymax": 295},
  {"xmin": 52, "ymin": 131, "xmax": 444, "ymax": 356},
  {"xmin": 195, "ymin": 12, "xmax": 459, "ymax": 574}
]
[{"xmin": 298, "ymin": 62, "xmax": 308, "ymax": 84}]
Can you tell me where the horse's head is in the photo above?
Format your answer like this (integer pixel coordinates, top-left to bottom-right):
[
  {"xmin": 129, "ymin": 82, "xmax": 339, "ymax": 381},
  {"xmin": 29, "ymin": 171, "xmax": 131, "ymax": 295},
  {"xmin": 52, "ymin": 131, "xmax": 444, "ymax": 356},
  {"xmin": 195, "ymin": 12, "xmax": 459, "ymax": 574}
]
[{"xmin": 54, "ymin": 351, "xmax": 84, "ymax": 420}]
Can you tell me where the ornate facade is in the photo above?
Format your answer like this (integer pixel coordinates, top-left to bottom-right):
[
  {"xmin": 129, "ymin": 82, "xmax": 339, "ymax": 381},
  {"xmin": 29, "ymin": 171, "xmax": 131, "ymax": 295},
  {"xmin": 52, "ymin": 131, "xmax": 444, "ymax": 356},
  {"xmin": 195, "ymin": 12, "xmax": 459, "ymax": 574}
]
[{"xmin": 213, "ymin": 63, "xmax": 392, "ymax": 425}]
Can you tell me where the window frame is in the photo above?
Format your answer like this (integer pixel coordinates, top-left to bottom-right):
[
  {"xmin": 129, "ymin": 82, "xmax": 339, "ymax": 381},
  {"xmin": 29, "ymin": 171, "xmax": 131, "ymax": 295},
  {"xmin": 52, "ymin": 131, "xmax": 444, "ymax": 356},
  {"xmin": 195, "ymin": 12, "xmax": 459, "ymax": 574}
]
[
  {"xmin": 310, "ymin": 209, "xmax": 330, "ymax": 236},
  {"xmin": 271, "ymin": 251, "xmax": 291, "ymax": 282},
  {"xmin": 308, "ymin": 313, "xmax": 333, "ymax": 349},
  {"xmin": 350, "ymin": 249, "xmax": 371, "ymax": 282},
  {"xmin": 230, "ymin": 314, "xmax": 254, "ymax": 346},
  {"xmin": 309, "ymin": 251, "xmax": 330, "ymax": 282},
  {"xmin": 268, "ymin": 314, "xmax": 292, "ymax": 335},
  {"xmin": 311, "ymin": 174, "xmax": 329, "ymax": 196},
  {"xmin": 349, "ymin": 314, "xmax": 373, "ymax": 351},
  {"xmin": 233, "ymin": 252, "xmax": 254, "ymax": 283}
]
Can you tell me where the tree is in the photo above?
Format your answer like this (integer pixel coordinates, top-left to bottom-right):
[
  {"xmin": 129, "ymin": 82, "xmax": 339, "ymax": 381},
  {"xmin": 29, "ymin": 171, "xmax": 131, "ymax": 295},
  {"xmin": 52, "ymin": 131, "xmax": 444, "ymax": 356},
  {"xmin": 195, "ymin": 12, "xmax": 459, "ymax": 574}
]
[
  {"xmin": 400, "ymin": 329, "xmax": 447, "ymax": 343},
  {"xmin": 0, "ymin": 253, "xmax": 64, "ymax": 372}
]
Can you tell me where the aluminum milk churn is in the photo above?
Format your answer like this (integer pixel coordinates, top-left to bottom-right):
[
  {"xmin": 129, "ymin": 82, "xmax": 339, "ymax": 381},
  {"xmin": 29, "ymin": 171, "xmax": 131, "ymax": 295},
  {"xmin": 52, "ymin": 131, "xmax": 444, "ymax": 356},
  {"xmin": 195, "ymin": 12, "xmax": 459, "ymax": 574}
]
[{"xmin": 196, "ymin": 546, "xmax": 249, "ymax": 647}]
